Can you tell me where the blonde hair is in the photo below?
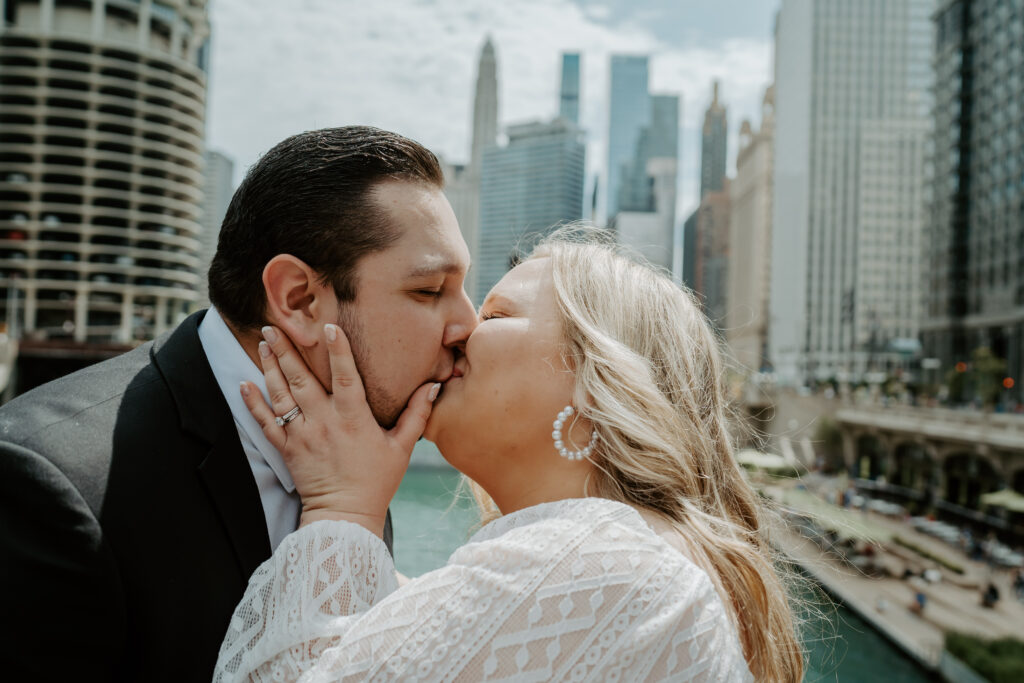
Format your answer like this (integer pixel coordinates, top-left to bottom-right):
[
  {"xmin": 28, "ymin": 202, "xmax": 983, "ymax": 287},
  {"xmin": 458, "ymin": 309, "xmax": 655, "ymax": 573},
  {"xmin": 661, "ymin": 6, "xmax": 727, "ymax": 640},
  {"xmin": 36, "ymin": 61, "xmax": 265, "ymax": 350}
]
[{"xmin": 471, "ymin": 226, "xmax": 804, "ymax": 682}]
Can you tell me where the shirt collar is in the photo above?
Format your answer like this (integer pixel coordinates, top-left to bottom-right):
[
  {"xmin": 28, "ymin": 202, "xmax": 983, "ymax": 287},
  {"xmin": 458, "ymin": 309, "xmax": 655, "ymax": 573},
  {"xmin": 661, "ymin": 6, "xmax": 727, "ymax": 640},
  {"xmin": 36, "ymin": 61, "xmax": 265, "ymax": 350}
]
[{"xmin": 197, "ymin": 307, "xmax": 295, "ymax": 493}]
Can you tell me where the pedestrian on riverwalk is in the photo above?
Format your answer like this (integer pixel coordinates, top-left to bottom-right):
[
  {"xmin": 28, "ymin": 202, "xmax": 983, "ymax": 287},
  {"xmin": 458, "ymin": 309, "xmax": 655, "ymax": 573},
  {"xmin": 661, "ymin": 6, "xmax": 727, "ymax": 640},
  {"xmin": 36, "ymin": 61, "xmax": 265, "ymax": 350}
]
[{"xmin": 1012, "ymin": 569, "xmax": 1024, "ymax": 601}]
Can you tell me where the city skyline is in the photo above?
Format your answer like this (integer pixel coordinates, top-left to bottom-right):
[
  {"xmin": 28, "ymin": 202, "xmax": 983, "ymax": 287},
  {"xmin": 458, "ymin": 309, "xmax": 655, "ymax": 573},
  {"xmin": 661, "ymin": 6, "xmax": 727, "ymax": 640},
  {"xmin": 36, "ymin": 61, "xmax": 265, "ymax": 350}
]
[
  {"xmin": 204, "ymin": 0, "xmax": 774, "ymax": 221},
  {"xmin": 4, "ymin": 0, "xmax": 1018, "ymax": 403}
]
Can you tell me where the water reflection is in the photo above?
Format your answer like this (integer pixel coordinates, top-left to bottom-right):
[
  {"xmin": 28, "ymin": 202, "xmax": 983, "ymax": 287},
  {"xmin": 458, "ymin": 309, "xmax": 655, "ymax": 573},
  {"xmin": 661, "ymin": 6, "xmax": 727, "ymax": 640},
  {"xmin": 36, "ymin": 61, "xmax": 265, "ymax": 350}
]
[{"xmin": 392, "ymin": 467, "xmax": 933, "ymax": 682}]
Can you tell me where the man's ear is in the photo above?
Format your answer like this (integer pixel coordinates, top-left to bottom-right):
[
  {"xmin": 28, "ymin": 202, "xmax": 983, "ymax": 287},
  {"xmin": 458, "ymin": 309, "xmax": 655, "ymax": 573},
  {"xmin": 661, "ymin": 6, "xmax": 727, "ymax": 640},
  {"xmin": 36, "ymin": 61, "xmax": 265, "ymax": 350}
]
[{"xmin": 262, "ymin": 254, "xmax": 333, "ymax": 347}]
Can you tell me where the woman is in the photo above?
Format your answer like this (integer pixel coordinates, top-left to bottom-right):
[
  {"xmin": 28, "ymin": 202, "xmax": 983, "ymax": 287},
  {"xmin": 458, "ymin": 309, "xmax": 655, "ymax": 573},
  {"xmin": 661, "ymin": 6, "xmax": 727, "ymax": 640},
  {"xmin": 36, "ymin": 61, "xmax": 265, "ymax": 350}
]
[{"xmin": 215, "ymin": 230, "xmax": 804, "ymax": 682}]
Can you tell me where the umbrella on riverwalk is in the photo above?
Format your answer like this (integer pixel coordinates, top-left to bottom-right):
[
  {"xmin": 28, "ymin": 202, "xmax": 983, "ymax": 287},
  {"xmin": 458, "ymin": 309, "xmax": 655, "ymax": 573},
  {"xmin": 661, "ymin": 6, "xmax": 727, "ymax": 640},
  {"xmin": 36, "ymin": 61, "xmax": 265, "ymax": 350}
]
[
  {"xmin": 980, "ymin": 489, "xmax": 1024, "ymax": 513},
  {"xmin": 736, "ymin": 449, "xmax": 802, "ymax": 474}
]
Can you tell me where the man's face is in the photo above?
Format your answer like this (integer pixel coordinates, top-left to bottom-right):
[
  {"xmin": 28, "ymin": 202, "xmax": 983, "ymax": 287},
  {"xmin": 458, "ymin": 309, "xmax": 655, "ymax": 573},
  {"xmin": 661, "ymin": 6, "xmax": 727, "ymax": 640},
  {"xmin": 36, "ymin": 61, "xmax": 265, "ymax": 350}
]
[{"xmin": 331, "ymin": 179, "xmax": 476, "ymax": 427}]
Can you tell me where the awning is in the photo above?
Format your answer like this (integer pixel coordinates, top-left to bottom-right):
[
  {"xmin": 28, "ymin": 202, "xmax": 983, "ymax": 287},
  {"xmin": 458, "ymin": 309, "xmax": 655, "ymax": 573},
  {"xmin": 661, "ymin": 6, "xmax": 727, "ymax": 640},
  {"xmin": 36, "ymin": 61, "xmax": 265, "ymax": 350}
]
[{"xmin": 980, "ymin": 489, "xmax": 1024, "ymax": 513}]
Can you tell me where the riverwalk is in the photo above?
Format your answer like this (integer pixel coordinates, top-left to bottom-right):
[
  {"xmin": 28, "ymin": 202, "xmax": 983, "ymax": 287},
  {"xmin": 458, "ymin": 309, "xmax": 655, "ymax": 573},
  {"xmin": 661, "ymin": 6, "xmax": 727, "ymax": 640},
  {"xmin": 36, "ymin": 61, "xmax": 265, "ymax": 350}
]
[{"xmin": 767, "ymin": 484, "xmax": 1024, "ymax": 679}]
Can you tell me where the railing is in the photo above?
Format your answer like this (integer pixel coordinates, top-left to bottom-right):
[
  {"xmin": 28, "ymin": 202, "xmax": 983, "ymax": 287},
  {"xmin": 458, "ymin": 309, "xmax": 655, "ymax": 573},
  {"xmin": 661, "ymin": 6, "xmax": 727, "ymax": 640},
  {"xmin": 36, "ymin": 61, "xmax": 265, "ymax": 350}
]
[{"xmin": 837, "ymin": 405, "xmax": 1024, "ymax": 448}]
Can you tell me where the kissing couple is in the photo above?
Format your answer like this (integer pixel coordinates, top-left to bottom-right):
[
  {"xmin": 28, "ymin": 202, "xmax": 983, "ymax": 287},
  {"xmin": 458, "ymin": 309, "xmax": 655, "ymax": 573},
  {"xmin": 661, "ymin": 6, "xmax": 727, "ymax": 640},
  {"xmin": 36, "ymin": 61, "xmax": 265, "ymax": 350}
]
[{"xmin": 1, "ymin": 127, "xmax": 802, "ymax": 682}]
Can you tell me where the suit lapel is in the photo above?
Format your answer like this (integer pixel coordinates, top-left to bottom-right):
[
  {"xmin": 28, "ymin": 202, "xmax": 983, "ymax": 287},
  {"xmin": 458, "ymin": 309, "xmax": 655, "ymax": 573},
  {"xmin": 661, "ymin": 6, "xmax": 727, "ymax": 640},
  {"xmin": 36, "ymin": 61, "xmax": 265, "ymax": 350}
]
[
  {"xmin": 151, "ymin": 311, "xmax": 272, "ymax": 578},
  {"xmin": 196, "ymin": 433, "xmax": 273, "ymax": 577}
]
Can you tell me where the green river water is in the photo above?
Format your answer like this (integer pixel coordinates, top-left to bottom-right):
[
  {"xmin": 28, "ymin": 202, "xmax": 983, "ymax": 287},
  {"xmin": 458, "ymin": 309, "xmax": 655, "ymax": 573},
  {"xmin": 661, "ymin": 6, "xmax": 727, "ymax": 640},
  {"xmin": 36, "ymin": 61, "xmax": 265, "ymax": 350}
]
[{"xmin": 391, "ymin": 466, "xmax": 933, "ymax": 682}]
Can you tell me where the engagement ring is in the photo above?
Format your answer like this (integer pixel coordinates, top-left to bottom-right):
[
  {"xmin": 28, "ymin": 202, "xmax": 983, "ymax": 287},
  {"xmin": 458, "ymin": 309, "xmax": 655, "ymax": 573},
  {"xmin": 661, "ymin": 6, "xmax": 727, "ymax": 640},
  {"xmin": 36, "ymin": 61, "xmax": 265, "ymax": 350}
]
[{"xmin": 275, "ymin": 406, "xmax": 301, "ymax": 426}]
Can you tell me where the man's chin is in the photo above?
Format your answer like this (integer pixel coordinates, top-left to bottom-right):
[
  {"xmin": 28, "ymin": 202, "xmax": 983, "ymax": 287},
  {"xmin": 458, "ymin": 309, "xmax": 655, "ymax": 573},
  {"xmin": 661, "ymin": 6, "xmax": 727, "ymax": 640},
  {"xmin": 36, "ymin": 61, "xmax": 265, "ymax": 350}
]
[{"xmin": 368, "ymin": 398, "xmax": 402, "ymax": 431}]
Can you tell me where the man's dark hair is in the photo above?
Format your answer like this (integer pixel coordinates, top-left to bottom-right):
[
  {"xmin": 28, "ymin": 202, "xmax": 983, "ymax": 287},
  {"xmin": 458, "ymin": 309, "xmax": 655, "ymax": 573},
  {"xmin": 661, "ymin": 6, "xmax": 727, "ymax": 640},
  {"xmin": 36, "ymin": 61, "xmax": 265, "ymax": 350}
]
[{"xmin": 207, "ymin": 126, "xmax": 444, "ymax": 330}]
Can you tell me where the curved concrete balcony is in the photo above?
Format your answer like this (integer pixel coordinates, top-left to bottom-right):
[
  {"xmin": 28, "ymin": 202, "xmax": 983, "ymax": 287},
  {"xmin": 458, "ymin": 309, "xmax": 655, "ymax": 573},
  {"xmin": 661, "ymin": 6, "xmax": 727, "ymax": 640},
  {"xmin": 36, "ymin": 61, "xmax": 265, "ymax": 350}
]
[
  {"xmin": 0, "ymin": 162, "xmax": 202, "ymax": 205},
  {"xmin": 1, "ymin": 248, "xmax": 199, "ymax": 277},
  {"xmin": 0, "ymin": 104, "xmax": 207, "ymax": 156},
  {"xmin": 0, "ymin": 206, "xmax": 202, "ymax": 246},
  {"xmin": 1, "ymin": 123, "xmax": 203, "ymax": 173},
  {"xmin": 0, "ymin": 76, "xmax": 205, "ymax": 132},
  {"xmin": 3, "ymin": 44, "xmax": 207, "ymax": 90},
  {"xmin": 0, "ymin": 236, "xmax": 200, "ymax": 270},
  {"xmin": 0, "ymin": 91, "xmax": 205, "ymax": 141},
  {"xmin": 2, "ymin": 181, "xmax": 201, "ymax": 221},
  {"xmin": 0, "ymin": 138, "xmax": 205, "ymax": 188},
  {"xmin": 3, "ymin": 60, "xmax": 206, "ymax": 111}
]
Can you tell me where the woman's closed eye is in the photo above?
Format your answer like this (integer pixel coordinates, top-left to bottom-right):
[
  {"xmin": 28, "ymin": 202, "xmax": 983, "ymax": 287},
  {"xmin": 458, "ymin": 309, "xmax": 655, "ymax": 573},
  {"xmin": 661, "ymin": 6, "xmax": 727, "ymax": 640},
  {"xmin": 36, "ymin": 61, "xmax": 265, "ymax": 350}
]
[{"xmin": 480, "ymin": 311, "xmax": 503, "ymax": 321}]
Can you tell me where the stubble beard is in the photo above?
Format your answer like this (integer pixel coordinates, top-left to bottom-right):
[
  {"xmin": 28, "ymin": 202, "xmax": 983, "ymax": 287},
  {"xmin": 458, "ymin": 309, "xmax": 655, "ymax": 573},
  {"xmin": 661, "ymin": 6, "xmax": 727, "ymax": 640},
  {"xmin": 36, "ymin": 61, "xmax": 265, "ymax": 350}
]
[{"xmin": 336, "ymin": 303, "xmax": 404, "ymax": 429}]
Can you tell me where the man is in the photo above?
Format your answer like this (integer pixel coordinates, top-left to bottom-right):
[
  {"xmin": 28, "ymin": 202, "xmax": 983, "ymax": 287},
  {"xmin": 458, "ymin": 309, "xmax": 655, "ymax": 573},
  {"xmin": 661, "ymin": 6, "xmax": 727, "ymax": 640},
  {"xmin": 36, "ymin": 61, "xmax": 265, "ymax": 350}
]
[{"xmin": 0, "ymin": 127, "xmax": 476, "ymax": 681}]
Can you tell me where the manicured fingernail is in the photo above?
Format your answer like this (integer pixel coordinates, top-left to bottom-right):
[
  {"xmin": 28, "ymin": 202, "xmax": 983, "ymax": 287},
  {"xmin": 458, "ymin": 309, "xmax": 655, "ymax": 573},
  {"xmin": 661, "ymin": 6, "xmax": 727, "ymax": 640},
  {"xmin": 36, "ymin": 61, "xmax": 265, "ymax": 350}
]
[
  {"xmin": 261, "ymin": 326, "xmax": 278, "ymax": 344},
  {"xmin": 258, "ymin": 341, "xmax": 271, "ymax": 358},
  {"xmin": 428, "ymin": 383, "xmax": 442, "ymax": 402},
  {"xmin": 324, "ymin": 324, "xmax": 338, "ymax": 342},
  {"xmin": 239, "ymin": 381, "xmax": 250, "ymax": 397}
]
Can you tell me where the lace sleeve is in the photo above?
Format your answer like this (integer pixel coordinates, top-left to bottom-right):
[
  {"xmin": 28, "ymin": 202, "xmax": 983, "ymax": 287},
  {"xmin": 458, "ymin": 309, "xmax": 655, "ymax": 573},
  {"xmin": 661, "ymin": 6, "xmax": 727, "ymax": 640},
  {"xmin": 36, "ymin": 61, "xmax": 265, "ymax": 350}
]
[
  {"xmin": 214, "ymin": 520, "xmax": 399, "ymax": 682},
  {"xmin": 214, "ymin": 500, "xmax": 752, "ymax": 682}
]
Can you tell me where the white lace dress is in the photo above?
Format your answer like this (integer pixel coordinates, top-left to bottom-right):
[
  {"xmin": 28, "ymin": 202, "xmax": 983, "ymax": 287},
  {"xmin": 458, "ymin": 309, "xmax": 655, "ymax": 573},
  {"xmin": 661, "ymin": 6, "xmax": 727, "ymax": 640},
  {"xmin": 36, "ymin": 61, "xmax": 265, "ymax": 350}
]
[{"xmin": 214, "ymin": 498, "xmax": 753, "ymax": 682}]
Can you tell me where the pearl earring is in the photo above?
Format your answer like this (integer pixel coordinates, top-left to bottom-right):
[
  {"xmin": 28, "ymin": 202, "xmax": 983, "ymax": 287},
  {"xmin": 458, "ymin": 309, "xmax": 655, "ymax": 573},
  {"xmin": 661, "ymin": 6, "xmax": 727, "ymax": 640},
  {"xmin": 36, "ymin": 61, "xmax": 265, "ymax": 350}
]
[{"xmin": 552, "ymin": 405, "xmax": 598, "ymax": 461}]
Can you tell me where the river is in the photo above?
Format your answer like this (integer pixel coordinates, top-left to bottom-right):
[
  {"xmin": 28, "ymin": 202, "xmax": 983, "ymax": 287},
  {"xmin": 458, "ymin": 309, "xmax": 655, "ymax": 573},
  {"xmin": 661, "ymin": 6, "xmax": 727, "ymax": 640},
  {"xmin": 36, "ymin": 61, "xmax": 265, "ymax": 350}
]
[{"xmin": 391, "ymin": 466, "xmax": 933, "ymax": 682}]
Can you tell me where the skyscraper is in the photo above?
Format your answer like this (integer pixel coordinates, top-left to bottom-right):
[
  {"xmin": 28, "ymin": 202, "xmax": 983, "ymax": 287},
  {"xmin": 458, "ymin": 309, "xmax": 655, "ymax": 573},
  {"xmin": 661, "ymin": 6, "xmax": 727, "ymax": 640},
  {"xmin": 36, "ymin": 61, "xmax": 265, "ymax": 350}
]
[
  {"xmin": 696, "ymin": 182, "xmax": 731, "ymax": 329},
  {"xmin": 682, "ymin": 209, "xmax": 698, "ymax": 291},
  {"xmin": 770, "ymin": 0, "xmax": 933, "ymax": 384},
  {"xmin": 689, "ymin": 82, "xmax": 730, "ymax": 329},
  {"xmin": 606, "ymin": 56, "xmax": 650, "ymax": 219},
  {"xmin": 470, "ymin": 36, "xmax": 499, "ymax": 172},
  {"xmin": 700, "ymin": 81, "xmax": 728, "ymax": 199},
  {"xmin": 197, "ymin": 150, "xmax": 234, "ymax": 306},
  {"xmin": 613, "ymin": 94, "xmax": 679, "ymax": 272},
  {"xmin": 727, "ymin": 87, "xmax": 775, "ymax": 372},
  {"xmin": 445, "ymin": 36, "xmax": 499, "ymax": 304},
  {"xmin": 476, "ymin": 120, "xmax": 585, "ymax": 303},
  {"xmin": 923, "ymin": 0, "xmax": 1024, "ymax": 404},
  {"xmin": 559, "ymin": 52, "xmax": 580, "ymax": 124},
  {"xmin": 0, "ymin": 0, "xmax": 210, "ymax": 343}
]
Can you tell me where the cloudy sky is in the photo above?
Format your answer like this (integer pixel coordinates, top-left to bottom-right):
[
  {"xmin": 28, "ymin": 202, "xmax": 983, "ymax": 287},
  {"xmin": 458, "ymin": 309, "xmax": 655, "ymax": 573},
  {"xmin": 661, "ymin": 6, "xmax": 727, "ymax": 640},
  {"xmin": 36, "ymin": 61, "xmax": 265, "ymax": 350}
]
[{"xmin": 206, "ymin": 0, "xmax": 777, "ymax": 218}]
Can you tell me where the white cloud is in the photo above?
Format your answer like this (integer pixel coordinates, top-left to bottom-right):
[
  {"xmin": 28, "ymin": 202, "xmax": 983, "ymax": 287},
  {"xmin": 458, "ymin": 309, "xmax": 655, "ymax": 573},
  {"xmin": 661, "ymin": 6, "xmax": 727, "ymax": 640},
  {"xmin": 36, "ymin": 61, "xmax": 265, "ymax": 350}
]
[{"xmin": 207, "ymin": 0, "xmax": 773, "ymax": 219}]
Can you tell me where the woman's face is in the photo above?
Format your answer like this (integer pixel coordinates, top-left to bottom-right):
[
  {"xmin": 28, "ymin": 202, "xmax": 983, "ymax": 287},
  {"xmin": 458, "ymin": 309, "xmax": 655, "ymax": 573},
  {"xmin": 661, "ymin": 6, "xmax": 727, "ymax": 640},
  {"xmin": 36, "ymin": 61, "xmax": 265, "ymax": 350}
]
[{"xmin": 424, "ymin": 257, "xmax": 580, "ymax": 485}]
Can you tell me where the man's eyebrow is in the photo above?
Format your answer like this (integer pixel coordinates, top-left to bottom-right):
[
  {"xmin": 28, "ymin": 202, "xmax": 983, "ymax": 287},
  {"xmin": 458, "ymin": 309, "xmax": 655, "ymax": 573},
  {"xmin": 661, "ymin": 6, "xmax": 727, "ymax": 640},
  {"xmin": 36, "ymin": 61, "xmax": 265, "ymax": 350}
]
[{"xmin": 405, "ymin": 261, "xmax": 465, "ymax": 278}]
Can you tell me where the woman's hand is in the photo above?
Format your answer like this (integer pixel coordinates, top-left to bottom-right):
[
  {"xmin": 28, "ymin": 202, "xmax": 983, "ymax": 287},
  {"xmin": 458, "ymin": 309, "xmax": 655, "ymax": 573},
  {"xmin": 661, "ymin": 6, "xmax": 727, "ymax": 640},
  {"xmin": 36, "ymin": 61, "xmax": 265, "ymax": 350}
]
[{"xmin": 240, "ymin": 323, "xmax": 441, "ymax": 537}]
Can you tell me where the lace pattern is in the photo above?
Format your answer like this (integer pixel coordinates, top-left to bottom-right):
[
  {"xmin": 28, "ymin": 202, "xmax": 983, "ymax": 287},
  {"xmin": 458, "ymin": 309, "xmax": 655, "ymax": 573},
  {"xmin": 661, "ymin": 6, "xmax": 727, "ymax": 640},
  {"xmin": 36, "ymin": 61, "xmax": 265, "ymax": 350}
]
[{"xmin": 215, "ymin": 498, "xmax": 752, "ymax": 682}]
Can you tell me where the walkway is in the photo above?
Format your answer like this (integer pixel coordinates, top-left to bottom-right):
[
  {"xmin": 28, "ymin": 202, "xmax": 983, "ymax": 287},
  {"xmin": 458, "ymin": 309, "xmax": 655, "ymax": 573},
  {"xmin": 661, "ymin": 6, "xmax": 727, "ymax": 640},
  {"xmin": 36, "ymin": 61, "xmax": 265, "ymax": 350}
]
[{"xmin": 767, "ymin": 484, "xmax": 1024, "ymax": 671}]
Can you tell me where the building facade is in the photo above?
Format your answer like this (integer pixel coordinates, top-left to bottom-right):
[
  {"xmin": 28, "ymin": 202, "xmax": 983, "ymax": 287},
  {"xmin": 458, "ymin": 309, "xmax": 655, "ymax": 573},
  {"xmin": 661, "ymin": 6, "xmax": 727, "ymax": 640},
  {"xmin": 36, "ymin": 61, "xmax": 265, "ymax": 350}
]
[
  {"xmin": 614, "ymin": 94, "xmax": 678, "ymax": 271},
  {"xmin": 559, "ymin": 52, "xmax": 579, "ymax": 124},
  {"xmin": 699, "ymin": 81, "xmax": 728, "ymax": 200},
  {"xmin": 727, "ymin": 86, "xmax": 775, "ymax": 372},
  {"xmin": 681, "ymin": 209, "xmax": 698, "ymax": 292},
  {"xmin": 605, "ymin": 55, "xmax": 649, "ymax": 220},
  {"xmin": 476, "ymin": 119, "xmax": 585, "ymax": 303},
  {"xmin": 696, "ymin": 183, "xmax": 731, "ymax": 330},
  {"xmin": 923, "ymin": 0, "xmax": 1024, "ymax": 404},
  {"xmin": 196, "ymin": 148, "xmax": 232, "ymax": 306},
  {"xmin": 770, "ymin": 0, "xmax": 933, "ymax": 384},
  {"xmin": 0, "ymin": 0, "xmax": 209, "ymax": 343}
]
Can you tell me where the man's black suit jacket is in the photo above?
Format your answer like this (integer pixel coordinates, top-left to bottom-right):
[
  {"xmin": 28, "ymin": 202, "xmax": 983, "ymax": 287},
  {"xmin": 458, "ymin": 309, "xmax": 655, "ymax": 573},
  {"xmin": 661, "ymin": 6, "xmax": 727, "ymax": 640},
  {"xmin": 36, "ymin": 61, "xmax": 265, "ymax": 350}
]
[{"xmin": 0, "ymin": 310, "xmax": 392, "ymax": 682}]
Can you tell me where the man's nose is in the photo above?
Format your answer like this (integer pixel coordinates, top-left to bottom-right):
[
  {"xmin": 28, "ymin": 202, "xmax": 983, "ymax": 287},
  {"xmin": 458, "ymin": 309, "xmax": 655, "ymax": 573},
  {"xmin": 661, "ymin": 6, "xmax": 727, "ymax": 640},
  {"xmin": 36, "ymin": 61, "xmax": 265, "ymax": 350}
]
[{"xmin": 443, "ymin": 288, "xmax": 478, "ymax": 347}]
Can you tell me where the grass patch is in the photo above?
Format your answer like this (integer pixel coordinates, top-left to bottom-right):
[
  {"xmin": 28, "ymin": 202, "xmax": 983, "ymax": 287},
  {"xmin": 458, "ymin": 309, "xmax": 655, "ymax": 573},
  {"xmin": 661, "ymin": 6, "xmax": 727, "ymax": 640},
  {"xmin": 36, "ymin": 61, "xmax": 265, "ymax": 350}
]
[
  {"xmin": 946, "ymin": 632, "xmax": 1024, "ymax": 682},
  {"xmin": 892, "ymin": 536, "xmax": 965, "ymax": 575}
]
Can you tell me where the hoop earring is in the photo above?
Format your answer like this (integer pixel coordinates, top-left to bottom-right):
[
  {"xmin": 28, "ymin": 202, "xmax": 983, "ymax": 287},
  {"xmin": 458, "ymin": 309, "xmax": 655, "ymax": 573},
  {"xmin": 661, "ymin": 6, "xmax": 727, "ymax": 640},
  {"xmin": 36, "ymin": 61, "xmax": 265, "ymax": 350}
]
[{"xmin": 552, "ymin": 405, "xmax": 598, "ymax": 461}]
